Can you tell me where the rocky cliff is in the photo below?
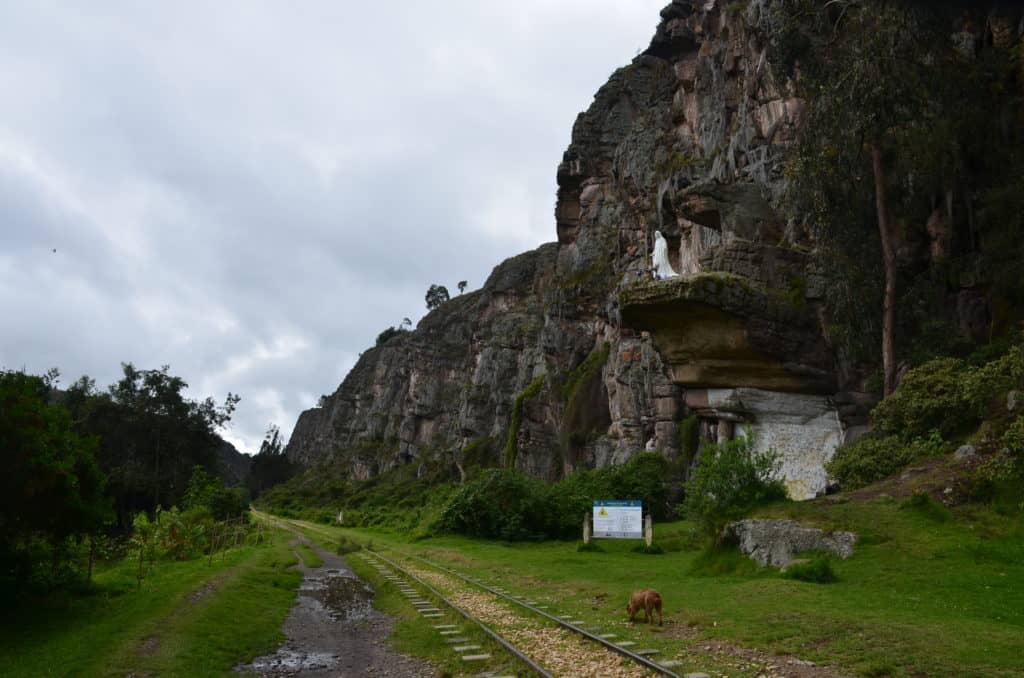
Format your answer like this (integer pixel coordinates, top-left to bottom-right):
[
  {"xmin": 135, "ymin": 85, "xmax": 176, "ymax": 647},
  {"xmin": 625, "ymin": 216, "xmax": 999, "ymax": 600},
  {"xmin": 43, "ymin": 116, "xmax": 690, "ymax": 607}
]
[{"xmin": 285, "ymin": 0, "xmax": 1020, "ymax": 499}]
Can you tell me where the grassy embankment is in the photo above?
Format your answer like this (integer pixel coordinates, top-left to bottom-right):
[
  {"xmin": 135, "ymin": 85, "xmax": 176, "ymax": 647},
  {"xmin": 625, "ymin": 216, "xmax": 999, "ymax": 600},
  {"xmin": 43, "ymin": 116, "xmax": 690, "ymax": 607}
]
[
  {"xmin": 275, "ymin": 494, "xmax": 1024, "ymax": 678},
  {"xmin": 0, "ymin": 526, "xmax": 301, "ymax": 677}
]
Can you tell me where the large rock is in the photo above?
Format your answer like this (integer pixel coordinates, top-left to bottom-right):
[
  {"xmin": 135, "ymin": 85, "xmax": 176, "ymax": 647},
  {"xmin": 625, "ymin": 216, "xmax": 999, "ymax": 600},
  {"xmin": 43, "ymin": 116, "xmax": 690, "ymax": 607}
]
[{"xmin": 725, "ymin": 519, "xmax": 858, "ymax": 568}]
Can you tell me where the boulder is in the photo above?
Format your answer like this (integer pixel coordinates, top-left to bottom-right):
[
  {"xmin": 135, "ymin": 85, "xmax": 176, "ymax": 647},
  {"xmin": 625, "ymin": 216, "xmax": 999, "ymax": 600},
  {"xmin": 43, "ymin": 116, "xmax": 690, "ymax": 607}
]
[
  {"xmin": 954, "ymin": 444, "xmax": 977, "ymax": 461},
  {"xmin": 725, "ymin": 518, "xmax": 857, "ymax": 568}
]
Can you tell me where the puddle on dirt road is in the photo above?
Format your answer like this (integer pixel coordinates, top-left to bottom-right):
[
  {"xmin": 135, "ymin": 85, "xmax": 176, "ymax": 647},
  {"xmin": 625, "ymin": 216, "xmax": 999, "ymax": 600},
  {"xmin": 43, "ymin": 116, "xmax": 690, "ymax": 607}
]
[
  {"xmin": 243, "ymin": 649, "xmax": 339, "ymax": 673},
  {"xmin": 236, "ymin": 564, "xmax": 375, "ymax": 675},
  {"xmin": 297, "ymin": 571, "xmax": 374, "ymax": 622}
]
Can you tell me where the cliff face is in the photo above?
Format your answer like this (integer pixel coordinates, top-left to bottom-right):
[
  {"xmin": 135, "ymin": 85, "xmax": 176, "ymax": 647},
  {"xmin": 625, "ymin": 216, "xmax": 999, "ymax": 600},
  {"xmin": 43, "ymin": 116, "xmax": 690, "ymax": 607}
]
[{"xmin": 285, "ymin": 1, "xmax": 870, "ymax": 496}]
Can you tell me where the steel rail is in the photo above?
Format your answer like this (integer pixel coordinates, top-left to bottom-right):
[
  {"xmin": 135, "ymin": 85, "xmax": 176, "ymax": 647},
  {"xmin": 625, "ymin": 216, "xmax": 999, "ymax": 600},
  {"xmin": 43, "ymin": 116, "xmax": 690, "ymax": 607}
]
[
  {"xmin": 407, "ymin": 553, "xmax": 682, "ymax": 678},
  {"xmin": 360, "ymin": 551, "xmax": 555, "ymax": 678}
]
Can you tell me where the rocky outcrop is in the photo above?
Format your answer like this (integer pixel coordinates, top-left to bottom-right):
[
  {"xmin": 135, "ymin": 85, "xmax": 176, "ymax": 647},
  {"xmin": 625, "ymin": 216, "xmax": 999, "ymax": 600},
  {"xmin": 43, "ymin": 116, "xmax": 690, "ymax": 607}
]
[
  {"xmin": 286, "ymin": 0, "xmax": 874, "ymax": 497},
  {"xmin": 725, "ymin": 518, "xmax": 857, "ymax": 567},
  {"xmin": 216, "ymin": 438, "xmax": 251, "ymax": 486}
]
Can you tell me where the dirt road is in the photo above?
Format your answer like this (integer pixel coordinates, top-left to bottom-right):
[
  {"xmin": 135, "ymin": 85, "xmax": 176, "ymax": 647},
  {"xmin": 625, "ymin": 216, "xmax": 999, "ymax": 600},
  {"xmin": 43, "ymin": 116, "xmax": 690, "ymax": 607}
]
[{"xmin": 238, "ymin": 524, "xmax": 435, "ymax": 677}]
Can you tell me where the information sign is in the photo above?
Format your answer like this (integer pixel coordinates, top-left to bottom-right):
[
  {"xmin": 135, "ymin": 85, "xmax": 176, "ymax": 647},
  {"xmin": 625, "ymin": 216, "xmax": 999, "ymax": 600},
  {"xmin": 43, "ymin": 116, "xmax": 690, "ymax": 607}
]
[{"xmin": 592, "ymin": 500, "xmax": 642, "ymax": 539}]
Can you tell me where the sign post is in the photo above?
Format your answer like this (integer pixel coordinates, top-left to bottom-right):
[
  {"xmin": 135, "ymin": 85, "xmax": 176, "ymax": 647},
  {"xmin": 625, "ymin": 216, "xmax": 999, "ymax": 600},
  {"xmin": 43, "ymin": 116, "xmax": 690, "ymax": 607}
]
[{"xmin": 592, "ymin": 500, "xmax": 642, "ymax": 539}]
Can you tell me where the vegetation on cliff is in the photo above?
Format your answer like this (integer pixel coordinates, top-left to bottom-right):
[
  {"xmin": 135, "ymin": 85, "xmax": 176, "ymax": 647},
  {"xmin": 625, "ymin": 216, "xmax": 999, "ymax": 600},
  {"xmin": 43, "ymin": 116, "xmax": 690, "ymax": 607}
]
[
  {"xmin": 829, "ymin": 335, "xmax": 1024, "ymax": 497},
  {"xmin": 776, "ymin": 0, "xmax": 1024, "ymax": 388}
]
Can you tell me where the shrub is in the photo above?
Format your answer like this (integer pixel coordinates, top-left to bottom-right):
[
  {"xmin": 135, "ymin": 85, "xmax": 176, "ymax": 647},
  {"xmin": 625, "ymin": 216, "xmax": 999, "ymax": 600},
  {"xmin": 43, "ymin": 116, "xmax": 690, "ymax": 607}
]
[
  {"xmin": 869, "ymin": 341, "xmax": 1024, "ymax": 444},
  {"xmin": 964, "ymin": 452, "xmax": 1024, "ymax": 512},
  {"xmin": 682, "ymin": 433, "xmax": 786, "ymax": 537},
  {"xmin": 1001, "ymin": 415, "xmax": 1024, "ymax": 456},
  {"xmin": 438, "ymin": 453, "xmax": 672, "ymax": 541},
  {"xmin": 782, "ymin": 554, "xmax": 838, "ymax": 583},
  {"xmin": 871, "ymin": 358, "xmax": 969, "ymax": 438},
  {"xmin": 827, "ymin": 430, "xmax": 947, "ymax": 489},
  {"xmin": 336, "ymin": 535, "xmax": 362, "ymax": 554},
  {"xmin": 437, "ymin": 469, "xmax": 553, "ymax": 540},
  {"xmin": 375, "ymin": 326, "xmax": 407, "ymax": 347}
]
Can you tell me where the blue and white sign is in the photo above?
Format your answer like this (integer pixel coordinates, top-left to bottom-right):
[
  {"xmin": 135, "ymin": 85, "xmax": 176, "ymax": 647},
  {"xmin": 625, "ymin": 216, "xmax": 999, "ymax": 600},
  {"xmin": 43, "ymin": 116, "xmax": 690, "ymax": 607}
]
[{"xmin": 592, "ymin": 500, "xmax": 642, "ymax": 539}]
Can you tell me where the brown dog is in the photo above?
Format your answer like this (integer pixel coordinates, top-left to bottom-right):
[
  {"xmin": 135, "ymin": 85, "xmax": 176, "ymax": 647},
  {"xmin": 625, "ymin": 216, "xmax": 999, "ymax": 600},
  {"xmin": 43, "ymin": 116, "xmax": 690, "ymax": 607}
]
[{"xmin": 625, "ymin": 588, "xmax": 663, "ymax": 625}]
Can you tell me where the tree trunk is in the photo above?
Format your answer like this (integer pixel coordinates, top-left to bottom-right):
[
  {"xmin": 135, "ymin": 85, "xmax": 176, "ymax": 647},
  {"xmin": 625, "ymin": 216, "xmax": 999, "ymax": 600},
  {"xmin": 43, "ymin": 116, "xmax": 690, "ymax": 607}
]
[
  {"xmin": 872, "ymin": 143, "xmax": 897, "ymax": 397},
  {"xmin": 87, "ymin": 534, "xmax": 96, "ymax": 587}
]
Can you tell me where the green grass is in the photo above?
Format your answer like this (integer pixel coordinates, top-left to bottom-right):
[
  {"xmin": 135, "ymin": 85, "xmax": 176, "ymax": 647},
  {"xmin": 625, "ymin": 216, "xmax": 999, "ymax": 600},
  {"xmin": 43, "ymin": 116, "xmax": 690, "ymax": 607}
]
[
  {"xmin": 271, "ymin": 496, "xmax": 1024, "ymax": 678},
  {"xmin": 295, "ymin": 542, "xmax": 324, "ymax": 568},
  {"xmin": 0, "ymin": 529, "xmax": 301, "ymax": 677}
]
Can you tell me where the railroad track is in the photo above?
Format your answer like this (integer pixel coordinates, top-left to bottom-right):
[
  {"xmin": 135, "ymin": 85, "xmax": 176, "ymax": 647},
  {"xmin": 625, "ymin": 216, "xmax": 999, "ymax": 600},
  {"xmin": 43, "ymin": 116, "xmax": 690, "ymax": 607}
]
[{"xmin": 357, "ymin": 550, "xmax": 683, "ymax": 678}]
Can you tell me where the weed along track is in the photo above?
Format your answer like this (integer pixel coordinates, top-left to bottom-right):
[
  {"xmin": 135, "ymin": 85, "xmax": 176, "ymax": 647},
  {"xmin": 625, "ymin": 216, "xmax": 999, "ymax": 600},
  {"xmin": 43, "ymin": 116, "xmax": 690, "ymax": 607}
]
[{"xmin": 360, "ymin": 550, "xmax": 676, "ymax": 678}]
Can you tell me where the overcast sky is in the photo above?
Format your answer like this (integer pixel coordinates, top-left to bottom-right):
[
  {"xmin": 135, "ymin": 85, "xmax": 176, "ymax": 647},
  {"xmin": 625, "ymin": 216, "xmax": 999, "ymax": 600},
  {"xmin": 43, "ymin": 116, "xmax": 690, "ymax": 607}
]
[{"xmin": 0, "ymin": 0, "xmax": 666, "ymax": 455}]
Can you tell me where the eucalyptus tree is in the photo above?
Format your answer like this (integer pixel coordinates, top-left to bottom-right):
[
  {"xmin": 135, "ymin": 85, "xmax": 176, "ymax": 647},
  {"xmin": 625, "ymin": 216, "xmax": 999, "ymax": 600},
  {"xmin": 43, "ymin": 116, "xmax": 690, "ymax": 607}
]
[{"xmin": 775, "ymin": 0, "xmax": 976, "ymax": 394}]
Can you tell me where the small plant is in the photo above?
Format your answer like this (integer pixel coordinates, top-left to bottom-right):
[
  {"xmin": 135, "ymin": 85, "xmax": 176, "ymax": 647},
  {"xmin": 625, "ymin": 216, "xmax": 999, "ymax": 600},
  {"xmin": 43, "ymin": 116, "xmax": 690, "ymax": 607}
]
[
  {"xmin": 336, "ymin": 536, "xmax": 362, "ymax": 554},
  {"xmin": 782, "ymin": 554, "xmax": 838, "ymax": 583},
  {"xmin": 576, "ymin": 541, "xmax": 604, "ymax": 553},
  {"xmin": 682, "ymin": 432, "xmax": 787, "ymax": 537}
]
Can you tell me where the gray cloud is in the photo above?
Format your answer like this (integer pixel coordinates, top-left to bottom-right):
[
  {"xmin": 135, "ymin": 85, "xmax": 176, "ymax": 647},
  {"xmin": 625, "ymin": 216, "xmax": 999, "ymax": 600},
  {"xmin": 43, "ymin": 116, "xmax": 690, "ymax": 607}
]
[{"xmin": 0, "ymin": 0, "xmax": 665, "ymax": 453}]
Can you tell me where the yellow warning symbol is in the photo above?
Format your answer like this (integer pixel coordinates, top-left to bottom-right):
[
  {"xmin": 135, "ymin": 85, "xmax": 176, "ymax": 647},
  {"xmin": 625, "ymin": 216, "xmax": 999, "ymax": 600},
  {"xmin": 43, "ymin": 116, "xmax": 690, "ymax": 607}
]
[{"xmin": 598, "ymin": 508, "xmax": 608, "ymax": 515}]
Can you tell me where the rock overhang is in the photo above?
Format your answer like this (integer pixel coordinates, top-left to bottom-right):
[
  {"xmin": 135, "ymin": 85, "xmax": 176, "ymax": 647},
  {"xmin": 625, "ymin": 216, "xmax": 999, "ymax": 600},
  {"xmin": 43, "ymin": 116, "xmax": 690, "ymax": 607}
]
[{"xmin": 619, "ymin": 273, "xmax": 835, "ymax": 394}]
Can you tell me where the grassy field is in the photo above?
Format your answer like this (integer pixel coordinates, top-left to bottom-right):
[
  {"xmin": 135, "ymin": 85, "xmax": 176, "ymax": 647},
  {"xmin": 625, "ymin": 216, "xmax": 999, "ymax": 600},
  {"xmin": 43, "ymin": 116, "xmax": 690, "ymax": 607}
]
[
  {"xmin": 277, "ymin": 495, "xmax": 1024, "ymax": 678},
  {"xmin": 0, "ymin": 528, "xmax": 301, "ymax": 677}
]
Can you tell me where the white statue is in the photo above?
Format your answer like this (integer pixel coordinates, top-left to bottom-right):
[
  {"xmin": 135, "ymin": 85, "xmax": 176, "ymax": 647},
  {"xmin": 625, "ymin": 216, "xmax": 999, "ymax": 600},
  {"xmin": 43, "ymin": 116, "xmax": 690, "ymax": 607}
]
[{"xmin": 651, "ymin": 230, "xmax": 678, "ymax": 279}]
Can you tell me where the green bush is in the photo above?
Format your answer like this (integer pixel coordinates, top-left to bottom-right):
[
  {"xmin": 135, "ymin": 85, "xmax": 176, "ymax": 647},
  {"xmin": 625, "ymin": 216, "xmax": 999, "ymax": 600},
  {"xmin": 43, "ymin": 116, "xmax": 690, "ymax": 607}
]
[
  {"xmin": 437, "ymin": 469, "xmax": 553, "ymax": 540},
  {"xmin": 437, "ymin": 453, "xmax": 672, "ymax": 541},
  {"xmin": 869, "ymin": 342, "xmax": 1024, "ymax": 443},
  {"xmin": 682, "ymin": 433, "xmax": 787, "ymax": 537},
  {"xmin": 1001, "ymin": 415, "xmax": 1024, "ymax": 455},
  {"xmin": 871, "ymin": 358, "xmax": 970, "ymax": 438},
  {"xmin": 964, "ymin": 453, "xmax": 1024, "ymax": 512},
  {"xmin": 782, "ymin": 554, "xmax": 838, "ymax": 583},
  {"xmin": 827, "ymin": 430, "xmax": 947, "ymax": 489},
  {"xmin": 374, "ymin": 326, "xmax": 407, "ymax": 346},
  {"xmin": 336, "ymin": 536, "xmax": 362, "ymax": 554}
]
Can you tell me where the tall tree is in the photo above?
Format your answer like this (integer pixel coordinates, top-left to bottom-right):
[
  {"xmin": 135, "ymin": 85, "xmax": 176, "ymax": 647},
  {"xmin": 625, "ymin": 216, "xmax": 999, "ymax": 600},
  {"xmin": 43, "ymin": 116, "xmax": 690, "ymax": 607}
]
[
  {"xmin": 425, "ymin": 284, "xmax": 450, "ymax": 310},
  {"xmin": 777, "ymin": 0, "xmax": 959, "ymax": 394},
  {"xmin": 65, "ymin": 364, "xmax": 239, "ymax": 526},
  {"xmin": 0, "ymin": 370, "xmax": 110, "ymax": 581},
  {"xmin": 246, "ymin": 424, "xmax": 296, "ymax": 498}
]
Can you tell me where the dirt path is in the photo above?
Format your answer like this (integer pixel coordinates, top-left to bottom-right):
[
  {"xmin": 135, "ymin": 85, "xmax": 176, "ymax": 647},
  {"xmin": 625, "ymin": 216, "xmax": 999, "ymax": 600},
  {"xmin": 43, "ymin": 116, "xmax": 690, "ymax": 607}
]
[{"xmin": 238, "ymin": 524, "xmax": 435, "ymax": 677}]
